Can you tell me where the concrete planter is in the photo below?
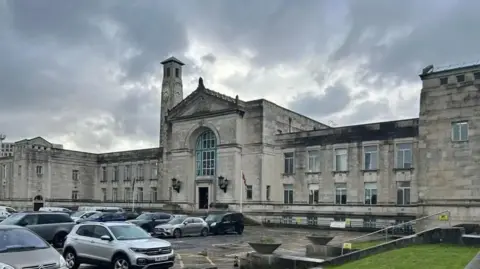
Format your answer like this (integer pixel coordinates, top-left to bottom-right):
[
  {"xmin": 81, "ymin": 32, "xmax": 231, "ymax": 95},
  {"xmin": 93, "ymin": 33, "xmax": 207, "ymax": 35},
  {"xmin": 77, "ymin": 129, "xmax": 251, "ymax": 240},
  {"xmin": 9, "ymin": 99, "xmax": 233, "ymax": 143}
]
[
  {"xmin": 248, "ymin": 242, "xmax": 282, "ymax": 254},
  {"xmin": 306, "ymin": 235, "xmax": 334, "ymax": 245}
]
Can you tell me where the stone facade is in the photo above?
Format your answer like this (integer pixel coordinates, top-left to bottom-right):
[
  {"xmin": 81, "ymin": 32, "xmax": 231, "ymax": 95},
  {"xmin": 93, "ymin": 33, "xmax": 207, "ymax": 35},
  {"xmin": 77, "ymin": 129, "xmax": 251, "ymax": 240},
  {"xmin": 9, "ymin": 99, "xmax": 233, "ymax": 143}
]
[{"xmin": 0, "ymin": 58, "xmax": 479, "ymax": 229}]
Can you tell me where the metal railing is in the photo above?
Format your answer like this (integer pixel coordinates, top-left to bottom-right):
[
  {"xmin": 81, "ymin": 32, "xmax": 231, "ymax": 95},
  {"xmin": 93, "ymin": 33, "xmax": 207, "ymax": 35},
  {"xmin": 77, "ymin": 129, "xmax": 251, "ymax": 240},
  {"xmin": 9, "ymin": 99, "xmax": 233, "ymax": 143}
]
[{"xmin": 339, "ymin": 210, "xmax": 452, "ymax": 254}]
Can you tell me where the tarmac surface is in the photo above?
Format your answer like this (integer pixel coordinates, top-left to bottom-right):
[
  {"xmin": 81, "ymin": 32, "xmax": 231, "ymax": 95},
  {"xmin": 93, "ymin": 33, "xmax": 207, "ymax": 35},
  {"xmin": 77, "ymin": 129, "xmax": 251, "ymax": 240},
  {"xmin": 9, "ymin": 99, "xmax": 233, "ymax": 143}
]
[{"xmin": 69, "ymin": 226, "xmax": 371, "ymax": 269}]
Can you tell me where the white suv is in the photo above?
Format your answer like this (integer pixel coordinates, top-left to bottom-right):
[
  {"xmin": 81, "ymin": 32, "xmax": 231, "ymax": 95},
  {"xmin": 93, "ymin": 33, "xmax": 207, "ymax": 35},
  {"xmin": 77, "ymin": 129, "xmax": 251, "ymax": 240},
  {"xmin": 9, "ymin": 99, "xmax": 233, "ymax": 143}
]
[{"xmin": 63, "ymin": 222, "xmax": 175, "ymax": 269}]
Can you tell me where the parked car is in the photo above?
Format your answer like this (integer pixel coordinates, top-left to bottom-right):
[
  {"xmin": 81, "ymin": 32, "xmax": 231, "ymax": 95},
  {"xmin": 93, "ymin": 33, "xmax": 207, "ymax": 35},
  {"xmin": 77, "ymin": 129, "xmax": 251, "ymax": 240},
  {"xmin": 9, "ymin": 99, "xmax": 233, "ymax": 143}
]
[
  {"xmin": 0, "ymin": 206, "xmax": 16, "ymax": 221},
  {"xmin": 124, "ymin": 211, "xmax": 140, "ymax": 220},
  {"xmin": 76, "ymin": 211, "xmax": 126, "ymax": 224},
  {"xmin": 0, "ymin": 212, "xmax": 75, "ymax": 248},
  {"xmin": 63, "ymin": 222, "xmax": 175, "ymax": 269},
  {"xmin": 70, "ymin": 211, "xmax": 98, "ymax": 222},
  {"xmin": 0, "ymin": 225, "xmax": 68, "ymax": 269},
  {"xmin": 127, "ymin": 212, "xmax": 172, "ymax": 233},
  {"xmin": 77, "ymin": 206, "xmax": 124, "ymax": 213},
  {"xmin": 205, "ymin": 212, "xmax": 245, "ymax": 235},
  {"xmin": 39, "ymin": 207, "xmax": 73, "ymax": 215},
  {"xmin": 154, "ymin": 216, "xmax": 209, "ymax": 238}
]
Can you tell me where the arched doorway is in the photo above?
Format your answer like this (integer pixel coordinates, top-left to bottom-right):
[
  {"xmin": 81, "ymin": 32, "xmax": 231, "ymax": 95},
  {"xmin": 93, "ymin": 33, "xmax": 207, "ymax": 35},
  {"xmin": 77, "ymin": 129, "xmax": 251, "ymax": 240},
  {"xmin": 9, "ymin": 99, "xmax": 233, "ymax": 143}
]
[
  {"xmin": 33, "ymin": 195, "xmax": 44, "ymax": 211},
  {"xmin": 195, "ymin": 130, "xmax": 217, "ymax": 209}
]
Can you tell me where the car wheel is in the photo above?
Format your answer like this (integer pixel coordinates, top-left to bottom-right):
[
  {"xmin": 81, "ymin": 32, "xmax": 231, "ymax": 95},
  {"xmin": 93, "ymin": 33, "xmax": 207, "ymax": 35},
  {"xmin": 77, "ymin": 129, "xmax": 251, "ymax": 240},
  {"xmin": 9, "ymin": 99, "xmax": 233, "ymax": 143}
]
[
  {"xmin": 64, "ymin": 249, "xmax": 80, "ymax": 269},
  {"xmin": 53, "ymin": 232, "xmax": 67, "ymax": 248},
  {"xmin": 173, "ymin": 228, "xmax": 182, "ymax": 238},
  {"xmin": 112, "ymin": 254, "xmax": 131, "ymax": 269},
  {"xmin": 236, "ymin": 227, "xmax": 244, "ymax": 235},
  {"xmin": 200, "ymin": 228, "xmax": 208, "ymax": 237}
]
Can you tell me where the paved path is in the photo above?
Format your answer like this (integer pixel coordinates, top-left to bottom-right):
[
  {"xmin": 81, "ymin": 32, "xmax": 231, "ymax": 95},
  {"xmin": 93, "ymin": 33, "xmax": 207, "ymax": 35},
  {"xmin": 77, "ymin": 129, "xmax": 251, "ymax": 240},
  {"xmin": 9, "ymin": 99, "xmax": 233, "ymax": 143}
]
[{"xmin": 72, "ymin": 226, "xmax": 370, "ymax": 269}]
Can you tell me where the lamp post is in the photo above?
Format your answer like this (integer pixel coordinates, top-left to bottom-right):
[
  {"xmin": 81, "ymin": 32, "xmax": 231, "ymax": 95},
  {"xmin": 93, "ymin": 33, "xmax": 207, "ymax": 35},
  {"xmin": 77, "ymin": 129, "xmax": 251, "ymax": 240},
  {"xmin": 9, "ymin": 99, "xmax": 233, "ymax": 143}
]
[{"xmin": 0, "ymin": 134, "xmax": 5, "ymax": 158}]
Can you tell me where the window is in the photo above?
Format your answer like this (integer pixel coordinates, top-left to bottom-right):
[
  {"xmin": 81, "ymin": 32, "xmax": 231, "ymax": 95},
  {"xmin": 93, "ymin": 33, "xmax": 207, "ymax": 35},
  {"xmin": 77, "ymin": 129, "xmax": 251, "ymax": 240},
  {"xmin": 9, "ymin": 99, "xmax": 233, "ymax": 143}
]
[
  {"xmin": 440, "ymin": 77, "xmax": 448, "ymax": 85},
  {"xmin": 150, "ymin": 187, "xmax": 157, "ymax": 202},
  {"xmin": 266, "ymin": 185, "xmax": 271, "ymax": 201},
  {"xmin": 195, "ymin": 130, "xmax": 216, "ymax": 176},
  {"xmin": 36, "ymin": 166, "xmax": 43, "ymax": 175},
  {"xmin": 335, "ymin": 183, "xmax": 347, "ymax": 204},
  {"xmin": 112, "ymin": 188, "xmax": 118, "ymax": 201},
  {"xmin": 308, "ymin": 184, "xmax": 319, "ymax": 204},
  {"xmin": 101, "ymin": 167, "xmax": 107, "ymax": 182},
  {"xmin": 92, "ymin": 225, "xmax": 111, "ymax": 239},
  {"xmin": 76, "ymin": 225, "xmax": 94, "ymax": 237},
  {"xmin": 124, "ymin": 188, "xmax": 131, "ymax": 201},
  {"xmin": 364, "ymin": 183, "xmax": 377, "ymax": 205},
  {"xmin": 246, "ymin": 185, "xmax": 253, "ymax": 200},
  {"xmin": 282, "ymin": 216, "xmax": 293, "ymax": 224},
  {"xmin": 166, "ymin": 67, "xmax": 170, "ymax": 77},
  {"xmin": 452, "ymin": 121, "xmax": 468, "ymax": 142},
  {"xmin": 397, "ymin": 181, "xmax": 411, "ymax": 205},
  {"xmin": 137, "ymin": 187, "xmax": 143, "ymax": 201},
  {"xmin": 151, "ymin": 162, "xmax": 158, "ymax": 179},
  {"xmin": 396, "ymin": 143, "xmax": 413, "ymax": 169},
  {"xmin": 363, "ymin": 217, "xmax": 376, "ymax": 228},
  {"xmin": 113, "ymin": 166, "xmax": 119, "ymax": 181},
  {"xmin": 137, "ymin": 164, "xmax": 144, "ymax": 180},
  {"xmin": 72, "ymin": 170, "xmax": 79, "ymax": 181},
  {"xmin": 474, "ymin": 72, "xmax": 480, "ymax": 80},
  {"xmin": 456, "ymin": 74, "xmax": 465, "ymax": 83},
  {"xmin": 71, "ymin": 191, "xmax": 78, "ymax": 201},
  {"xmin": 307, "ymin": 216, "xmax": 318, "ymax": 226},
  {"xmin": 363, "ymin": 145, "xmax": 378, "ymax": 170},
  {"xmin": 17, "ymin": 165, "xmax": 21, "ymax": 176},
  {"xmin": 125, "ymin": 165, "xmax": 131, "ymax": 180},
  {"xmin": 307, "ymin": 150, "xmax": 321, "ymax": 172},
  {"xmin": 334, "ymin": 148, "xmax": 348, "ymax": 171},
  {"xmin": 175, "ymin": 68, "xmax": 179, "ymax": 78},
  {"xmin": 284, "ymin": 152, "xmax": 295, "ymax": 174},
  {"xmin": 101, "ymin": 188, "xmax": 107, "ymax": 201},
  {"xmin": 283, "ymin": 184, "xmax": 294, "ymax": 204}
]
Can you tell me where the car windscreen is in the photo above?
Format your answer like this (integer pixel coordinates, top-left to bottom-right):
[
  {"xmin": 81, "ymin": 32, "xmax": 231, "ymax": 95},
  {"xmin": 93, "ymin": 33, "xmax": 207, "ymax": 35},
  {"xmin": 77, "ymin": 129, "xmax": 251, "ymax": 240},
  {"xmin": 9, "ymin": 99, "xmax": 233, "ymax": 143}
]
[
  {"xmin": 167, "ymin": 217, "xmax": 186, "ymax": 225},
  {"xmin": 205, "ymin": 214, "xmax": 223, "ymax": 222},
  {"xmin": 136, "ymin": 213, "xmax": 153, "ymax": 220},
  {"xmin": 0, "ymin": 228, "xmax": 50, "ymax": 253},
  {"xmin": 86, "ymin": 212, "xmax": 103, "ymax": 219},
  {"xmin": 110, "ymin": 225, "xmax": 151, "ymax": 240},
  {"xmin": 71, "ymin": 211, "xmax": 86, "ymax": 217},
  {"xmin": 0, "ymin": 213, "xmax": 25, "ymax": 225}
]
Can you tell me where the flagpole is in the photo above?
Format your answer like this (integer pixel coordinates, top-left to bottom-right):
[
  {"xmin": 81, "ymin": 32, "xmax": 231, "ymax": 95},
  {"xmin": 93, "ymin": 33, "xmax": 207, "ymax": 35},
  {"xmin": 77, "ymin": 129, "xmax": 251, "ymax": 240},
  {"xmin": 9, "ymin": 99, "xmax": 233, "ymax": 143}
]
[{"xmin": 240, "ymin": 170, "xmax": 243, "ymax": 213}]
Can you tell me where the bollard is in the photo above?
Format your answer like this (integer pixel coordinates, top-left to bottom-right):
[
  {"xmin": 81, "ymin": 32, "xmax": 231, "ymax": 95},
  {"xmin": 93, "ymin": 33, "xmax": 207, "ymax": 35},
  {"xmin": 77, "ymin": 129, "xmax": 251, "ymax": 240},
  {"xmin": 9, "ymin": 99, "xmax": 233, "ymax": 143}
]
[{"xmin": 233, "ymin": 255, "xmax": 239, "ymax": 267}]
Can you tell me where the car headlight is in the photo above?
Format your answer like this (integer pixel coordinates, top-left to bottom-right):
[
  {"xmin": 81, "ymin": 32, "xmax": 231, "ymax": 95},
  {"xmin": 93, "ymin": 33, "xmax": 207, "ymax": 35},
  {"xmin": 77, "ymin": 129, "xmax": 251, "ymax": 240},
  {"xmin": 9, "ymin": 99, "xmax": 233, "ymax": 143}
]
[
  {"xmin": 59, "ymin": 256, "xmax": 67, "ymax": 268},
  {"xmin": 211, "ymin": 222, "xmax": 216, "ymax": 226},
  {"xmin": 0, "ymin": 262, "xmax": 14, "ymax": 269},
  {"xmin": 130, "ymin": 248, "xmax": 143, "ymax": 253}
]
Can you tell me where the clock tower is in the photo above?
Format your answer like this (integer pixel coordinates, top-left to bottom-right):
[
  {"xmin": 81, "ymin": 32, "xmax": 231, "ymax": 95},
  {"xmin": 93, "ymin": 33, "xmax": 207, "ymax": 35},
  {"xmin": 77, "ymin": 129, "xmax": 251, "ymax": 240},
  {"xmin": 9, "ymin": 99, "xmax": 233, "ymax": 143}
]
[{"xmin": 159, "ymin": 56, "xmax": 184, "ymax": 148}]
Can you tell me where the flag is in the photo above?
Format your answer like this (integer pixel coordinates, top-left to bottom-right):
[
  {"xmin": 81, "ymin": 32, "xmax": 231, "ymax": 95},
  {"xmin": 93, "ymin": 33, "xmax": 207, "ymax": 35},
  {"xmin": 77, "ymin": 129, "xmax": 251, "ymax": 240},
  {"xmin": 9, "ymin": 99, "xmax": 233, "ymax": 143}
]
[
  {"xmin": 242, "ymin": 171, "xmax": 247, "ymax": 187},
  {"xmin": 132, "ymin": 177, "xmax": 136, "ymax": 189}
]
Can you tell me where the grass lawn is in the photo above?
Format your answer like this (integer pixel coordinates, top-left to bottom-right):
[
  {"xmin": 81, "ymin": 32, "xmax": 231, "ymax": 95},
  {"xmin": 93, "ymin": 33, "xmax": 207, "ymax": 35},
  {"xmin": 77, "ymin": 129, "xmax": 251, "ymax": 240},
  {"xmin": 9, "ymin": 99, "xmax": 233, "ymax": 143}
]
[{"xmin": 329, "ymin": 244, "xmax": 479, "ymax": 269}]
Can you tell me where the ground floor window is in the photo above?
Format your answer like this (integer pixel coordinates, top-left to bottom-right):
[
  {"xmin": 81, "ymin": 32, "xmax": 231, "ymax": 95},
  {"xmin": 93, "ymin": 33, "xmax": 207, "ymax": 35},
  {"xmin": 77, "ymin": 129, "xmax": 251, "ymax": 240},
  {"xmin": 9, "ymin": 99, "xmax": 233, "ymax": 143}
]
[
  {"xmin": 282, "ymin": 216, "xmax": 293, "ymax": 224},
  {"xmin": 283, "ymin": 184, "xmax": 294, "ymax": 204},
  {"xmin": 307, "ymin": 216, "xmax": 318, "ymax": 226}
]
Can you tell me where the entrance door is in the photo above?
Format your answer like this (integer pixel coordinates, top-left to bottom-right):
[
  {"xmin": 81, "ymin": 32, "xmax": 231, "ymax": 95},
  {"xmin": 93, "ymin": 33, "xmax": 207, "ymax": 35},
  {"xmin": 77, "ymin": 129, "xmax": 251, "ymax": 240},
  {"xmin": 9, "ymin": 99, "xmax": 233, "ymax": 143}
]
[{"xmin": 198, "ymin": 187, "xmax": 209, "ymax": 209}]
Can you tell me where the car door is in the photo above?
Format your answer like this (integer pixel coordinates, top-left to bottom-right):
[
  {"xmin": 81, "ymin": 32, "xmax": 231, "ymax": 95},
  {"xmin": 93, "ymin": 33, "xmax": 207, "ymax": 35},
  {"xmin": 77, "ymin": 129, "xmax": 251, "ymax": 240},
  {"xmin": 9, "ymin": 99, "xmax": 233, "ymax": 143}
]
[
  {"xmin": 192, "ymin": 218, "xmax": 204, "ymax": 235},
  {"xmin": 221, "ymin": 214, "xmax": 234, "ymax": 233},
  {"xmin": 90, "ymin": 225, "xmax": 115, "ymax": 262},
  {"xmin": 19, "ymin": 214, "xmax": 42, "ymax": 237},
  {"xmin": 73, "ymin": 225, "xmax": 96, "ymax": 260},
  {"xmin": 182, "ymin": 218, "xmax": 195, "ymax": 235}
]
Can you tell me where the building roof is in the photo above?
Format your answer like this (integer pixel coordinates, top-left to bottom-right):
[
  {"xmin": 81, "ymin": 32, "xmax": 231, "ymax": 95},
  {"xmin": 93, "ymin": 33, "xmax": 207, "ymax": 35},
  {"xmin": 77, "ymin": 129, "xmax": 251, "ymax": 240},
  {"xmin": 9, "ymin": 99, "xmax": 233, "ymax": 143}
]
[
  {"xmin": 161, "ymin": 56, "xmax": 185, "ymax": 66},
  {"xmin": 419, "ymin": 60, "xmax": 480, "ymax": 79}
]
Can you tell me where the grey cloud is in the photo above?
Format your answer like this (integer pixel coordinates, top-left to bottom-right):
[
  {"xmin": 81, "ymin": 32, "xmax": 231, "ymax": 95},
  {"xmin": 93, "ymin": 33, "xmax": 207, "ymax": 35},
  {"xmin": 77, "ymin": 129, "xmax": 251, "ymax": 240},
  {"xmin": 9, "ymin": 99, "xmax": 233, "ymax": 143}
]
[
  {"xmin": 201, "ymin": 53, "xmax": 217, "ymax": 64},
  {"xmin": 340, "ymin": 99, "xmax": 394, "ymax": 125},
  {"xmin": 288, "ymin": 83, "xmax": 351, "ymax": 118}
]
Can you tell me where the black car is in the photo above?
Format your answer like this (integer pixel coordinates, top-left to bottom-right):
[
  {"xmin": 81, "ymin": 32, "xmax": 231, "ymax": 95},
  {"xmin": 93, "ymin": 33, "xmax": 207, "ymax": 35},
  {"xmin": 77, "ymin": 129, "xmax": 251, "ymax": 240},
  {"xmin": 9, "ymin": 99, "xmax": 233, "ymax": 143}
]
[
  {"xmin": 205, "ymin": 212, "xmax": 244, "ymax": 235},
  {"xmin": 76, "ymin": 212, "xmax": 126, "ymax": 224},
  {"xmin": 127, "ymin": 212, "xmax": 172, "ymax": 233}
]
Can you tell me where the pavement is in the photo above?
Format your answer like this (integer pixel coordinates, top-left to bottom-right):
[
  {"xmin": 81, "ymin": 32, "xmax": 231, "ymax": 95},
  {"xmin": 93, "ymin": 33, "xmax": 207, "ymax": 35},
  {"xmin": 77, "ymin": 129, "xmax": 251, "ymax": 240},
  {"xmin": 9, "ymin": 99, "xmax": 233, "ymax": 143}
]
[{"xmin": 69, "ymin": 226, "xmax": 370, "ymax": 269}]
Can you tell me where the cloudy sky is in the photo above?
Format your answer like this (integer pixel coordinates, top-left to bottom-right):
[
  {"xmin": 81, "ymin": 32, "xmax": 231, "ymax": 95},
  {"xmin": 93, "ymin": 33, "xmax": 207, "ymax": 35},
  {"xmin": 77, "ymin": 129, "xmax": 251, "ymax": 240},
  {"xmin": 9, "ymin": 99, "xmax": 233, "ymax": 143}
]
[{"xmin": 1, "ymin": 0, "xmax": 479, "ymax": 152}]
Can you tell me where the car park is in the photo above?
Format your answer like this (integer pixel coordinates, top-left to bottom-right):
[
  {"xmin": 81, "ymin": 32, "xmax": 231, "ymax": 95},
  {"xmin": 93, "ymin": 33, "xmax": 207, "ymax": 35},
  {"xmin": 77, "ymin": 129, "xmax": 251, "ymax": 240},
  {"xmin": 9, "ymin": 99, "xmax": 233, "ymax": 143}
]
[
  {"xmin": 0, "ymin": 225, "xmax": 68, "ymax": 269},
  {"xmin": 0, "ymin": 211, "xmax": 75, "ymax": 248},
  {"xmin": 127, "ymin": 212, "xmax": 173, "ymax": 233},
  {"xmin": 154, "ymin": 215, "xmax": 209, "ymax": 238},
  {"xmin": 76, "ymin": 211, "xmax": 126, "ymax": 224},
  {"xmin": 205, "ymin": 212, "xmax": 244, "ymax": 235},
  {"xmin": 63, "ymin": 222, "xmax": 174, "ymax": 269},
  {"xmin": 70, "ymin": 211, "xmax": 98, "ymax": 222}
]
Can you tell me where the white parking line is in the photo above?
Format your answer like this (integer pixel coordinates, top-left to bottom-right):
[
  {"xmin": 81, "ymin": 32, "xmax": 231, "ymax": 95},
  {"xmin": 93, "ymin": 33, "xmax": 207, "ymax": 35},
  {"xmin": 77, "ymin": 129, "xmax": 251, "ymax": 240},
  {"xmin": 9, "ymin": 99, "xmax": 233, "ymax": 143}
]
[
  {"xmin": 205, "ymin": 256, "xmax": 215, "ymax": 266},
  {"xmin": 176, "ymin": 254, "xmax": 184, "ymax": 268}
]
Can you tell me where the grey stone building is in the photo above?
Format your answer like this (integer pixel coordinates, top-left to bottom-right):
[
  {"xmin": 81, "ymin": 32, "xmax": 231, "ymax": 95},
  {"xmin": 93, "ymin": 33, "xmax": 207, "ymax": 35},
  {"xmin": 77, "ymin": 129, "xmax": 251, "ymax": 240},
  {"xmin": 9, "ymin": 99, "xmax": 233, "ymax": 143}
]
[{"xmin": 0, "ymin": 58, "xmax": 479, "ymax": 229}]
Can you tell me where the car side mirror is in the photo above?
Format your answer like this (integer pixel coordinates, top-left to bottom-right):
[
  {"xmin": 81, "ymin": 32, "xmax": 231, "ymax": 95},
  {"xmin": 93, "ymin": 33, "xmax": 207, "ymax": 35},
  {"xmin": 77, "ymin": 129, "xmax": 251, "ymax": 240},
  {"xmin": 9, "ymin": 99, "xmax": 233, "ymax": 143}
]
[
  {"xmin": 18, "ymin": 221, "xmax": 28, "ymax": 226},
  {"xmin": 100, "ymin": 235, "xmax": 112, "ymax": 241},
  {"xmin": 183, "ymin": 222, "xmax": 188, "ymax": 225}
]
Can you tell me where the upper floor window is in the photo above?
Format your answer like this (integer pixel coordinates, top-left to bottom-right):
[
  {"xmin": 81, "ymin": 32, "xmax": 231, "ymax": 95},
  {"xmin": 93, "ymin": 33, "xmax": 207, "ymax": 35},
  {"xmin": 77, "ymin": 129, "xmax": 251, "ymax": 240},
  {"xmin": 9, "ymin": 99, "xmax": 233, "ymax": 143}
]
[
  {"xmin": 125, "ymin": 165, "xmax": 131, "ymax": 180},
  {"xmin": 396, "ymin": 143, "xmax": 413, "ymax": 169},
  {"xmin": 195, "ymin": 130, "xmax": 216, "ymax": 176},
  {"xmin": 36, "ymin": 166, "xmax": 43, "ymax": 175},
  {"xmin": 334, "ymin": 148, "xmax": 348, "ymax": 171},
  {"xmin": 101, "ymin": 167, "xmax": 107, "ymax": 182},
  {"xmin": 363, "ymin": 145, "xmax": 378, "ymax": 170},
  {"xmin": 166, "ymin": 68, "xmax": 171, "ymax": 77},
  {"xmin": 451, "ymin": 121, "xmax": 468, "ymax": 142},
  {"xmin": 456, "ymin": 74, "xmax": 465, "ymax": 83},
  {"xmin": 283, "ymin": 184, "xmax": 294, "ymax": 204},
  {"xmin": 151, "ymin": 162, "xmax": 158, "ymax": 178},
  {"xmin": 175, "ymin": 68, "xmax": 180, "ymax": 78},
  {"xmin": 113, "ymin": 166, "xmax": 119, "ymax": 181},
  {"xmin": 246, "ymin": 185, "xmax": 253, "ymax": 200},
  {"xmin": 72, "ymin": 170, "xmax": 79, "ymax": 181},
  {"xmin": 137, "ymin": 164, "xmax": 144, "ymax": 180},
  {"xmin": 307, "ymin": 150, "xmax": 321, "ymax": 172},
  {"xmin": 440, "ymin": 77, "xmax": 448, "ymax": 85},
  {"xmin": 474, "ymin": 72, "xmax": 480, "ymax": 80},
  {"xmin": 283, "ymin": 152, "xmax": 295, "ymax": 174}
]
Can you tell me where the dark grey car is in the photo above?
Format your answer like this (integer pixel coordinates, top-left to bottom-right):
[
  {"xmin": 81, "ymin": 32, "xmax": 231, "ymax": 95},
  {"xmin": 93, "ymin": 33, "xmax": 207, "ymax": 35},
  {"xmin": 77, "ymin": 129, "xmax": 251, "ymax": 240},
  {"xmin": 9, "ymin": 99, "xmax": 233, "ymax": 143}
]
[
  {"xmin": 0, "ymin": 225, "xmax": 67, "ymax": 269},
  {"xmin": 0, "ymin": 212, "xmax": 75, "ymax": 248}
]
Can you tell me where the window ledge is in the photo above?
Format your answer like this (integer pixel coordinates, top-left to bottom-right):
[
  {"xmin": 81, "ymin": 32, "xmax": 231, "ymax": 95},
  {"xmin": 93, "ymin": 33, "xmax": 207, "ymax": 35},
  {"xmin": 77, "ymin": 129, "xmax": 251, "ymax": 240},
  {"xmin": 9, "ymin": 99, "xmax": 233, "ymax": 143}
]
[
  {"xmin": 451, "ymin": 140, "xmax": 469, "ymax": 143},
  {"xmin": 150, "ymin": 178, "xmax": 158, "ymax": 181},
  {"xmin": 393, "ymin": 168, "xmax": 414, "ymax": 172},
  {"xmin": 282, "ymin": 173, "xmax": 295, "ymax": 177},
  {"xmin": 305, "ymin": 171, "xmax": 321, "ymax": 175},
  {"xmin": 332, "ymin": 171, "xmax": 349, "ymax": 175},
  {"xmin": 361, "ymin": 169, "xmax": 379, "ymax": 174}
]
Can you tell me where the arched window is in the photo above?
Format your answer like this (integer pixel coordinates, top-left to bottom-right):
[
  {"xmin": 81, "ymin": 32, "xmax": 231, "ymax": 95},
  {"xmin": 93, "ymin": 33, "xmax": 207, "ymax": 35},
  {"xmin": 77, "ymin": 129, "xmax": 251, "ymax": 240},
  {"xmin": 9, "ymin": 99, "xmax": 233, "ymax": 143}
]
[{"xmin": 195, "ymin": 130, "xmax": 216, "ymax": 176}]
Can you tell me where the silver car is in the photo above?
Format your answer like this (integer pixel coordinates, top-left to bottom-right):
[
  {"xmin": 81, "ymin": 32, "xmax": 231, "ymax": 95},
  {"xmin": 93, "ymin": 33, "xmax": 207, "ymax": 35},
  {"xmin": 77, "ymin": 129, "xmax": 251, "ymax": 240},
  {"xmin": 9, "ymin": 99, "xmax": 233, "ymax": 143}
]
[
  {"xmin": 0, "ymin": 225, "xmax": 68, "ymax": 269},
  {"xmin": 63, "ymin": 222, "xmax": 174, "ymax": 269},
  {"xmin": 154, "ymin": 216, "xmax": 209, "ymax": 238}
]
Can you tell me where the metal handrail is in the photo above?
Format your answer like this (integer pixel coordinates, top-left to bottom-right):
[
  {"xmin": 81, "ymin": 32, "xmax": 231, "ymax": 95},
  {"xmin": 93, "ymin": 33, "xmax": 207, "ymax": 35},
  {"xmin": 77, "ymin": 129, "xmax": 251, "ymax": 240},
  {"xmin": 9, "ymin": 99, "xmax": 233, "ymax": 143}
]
[{"xmin": 339, "ymin": 210, "xmax": 451, "ymax": 251}]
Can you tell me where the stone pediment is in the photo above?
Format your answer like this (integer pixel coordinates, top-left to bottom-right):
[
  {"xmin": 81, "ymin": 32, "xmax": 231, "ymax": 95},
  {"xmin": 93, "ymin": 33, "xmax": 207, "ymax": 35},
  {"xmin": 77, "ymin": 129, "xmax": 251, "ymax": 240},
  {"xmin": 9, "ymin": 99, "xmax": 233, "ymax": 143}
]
[
  {"xmin": 16, "ymin": 136, "xmax": 53, "ymax": 148},
  {"xmin": 167, "ymin": 77, "xmax": 245, "ymax": 121}
]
